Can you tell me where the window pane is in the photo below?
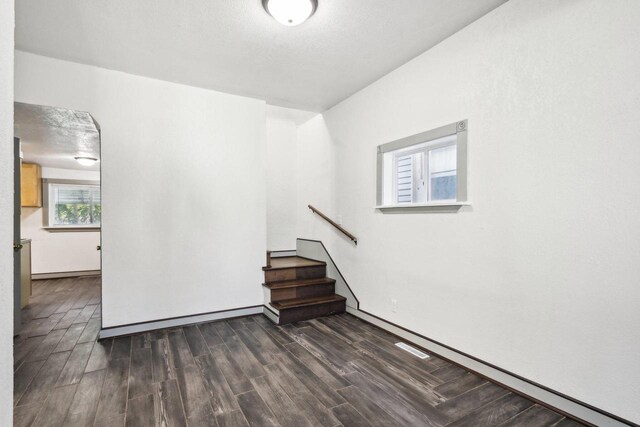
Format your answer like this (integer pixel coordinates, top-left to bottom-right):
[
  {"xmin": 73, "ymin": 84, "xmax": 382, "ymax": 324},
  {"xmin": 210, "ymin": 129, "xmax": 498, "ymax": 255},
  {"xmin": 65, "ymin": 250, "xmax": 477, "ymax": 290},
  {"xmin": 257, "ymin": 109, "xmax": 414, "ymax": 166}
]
[
  {"xmin": 92, "ymin": 202, "xmax": 101, "ymax": 224},
  {"xmin": 431, "ymin": 175, "xmax": 457, "ymax": 200},
  {"xmin": 91, "ymin": 187, "xmax": 101, "ymax": 224},
  {"xmin": 430, "ymin": 144, "xmax": 456, "ymax": 173},
  {"xmin": 52, "ymin": 184, "xmax": 101, "ymax": 226},
  {"xmin": 429, "ymin": 144, "xmax": 457, "ymax": 201}
]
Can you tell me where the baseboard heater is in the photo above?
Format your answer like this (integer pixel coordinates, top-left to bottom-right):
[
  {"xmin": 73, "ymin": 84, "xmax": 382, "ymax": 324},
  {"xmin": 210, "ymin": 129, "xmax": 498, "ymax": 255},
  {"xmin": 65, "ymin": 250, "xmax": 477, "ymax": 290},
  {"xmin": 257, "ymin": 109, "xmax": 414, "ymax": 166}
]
[{"xmin": 98, "ymin": 305, "xmax": 263, "ymax": 339}]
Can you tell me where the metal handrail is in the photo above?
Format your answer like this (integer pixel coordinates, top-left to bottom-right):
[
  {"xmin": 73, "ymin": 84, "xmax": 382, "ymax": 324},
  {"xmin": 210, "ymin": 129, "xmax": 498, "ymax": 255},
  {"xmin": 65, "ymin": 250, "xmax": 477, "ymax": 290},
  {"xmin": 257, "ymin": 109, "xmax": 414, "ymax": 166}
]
[{"xmin": 308, "ymin": 205, "xmax": 357, "ymax": 245}]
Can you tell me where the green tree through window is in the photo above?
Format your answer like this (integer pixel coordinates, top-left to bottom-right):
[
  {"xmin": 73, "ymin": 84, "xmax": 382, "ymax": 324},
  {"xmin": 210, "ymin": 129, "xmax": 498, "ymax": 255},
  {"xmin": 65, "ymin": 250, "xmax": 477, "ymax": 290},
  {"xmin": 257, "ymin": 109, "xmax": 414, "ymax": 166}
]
[{"xmin": 51, "ymin": 184, "xmax": 101, "ymax": 226}]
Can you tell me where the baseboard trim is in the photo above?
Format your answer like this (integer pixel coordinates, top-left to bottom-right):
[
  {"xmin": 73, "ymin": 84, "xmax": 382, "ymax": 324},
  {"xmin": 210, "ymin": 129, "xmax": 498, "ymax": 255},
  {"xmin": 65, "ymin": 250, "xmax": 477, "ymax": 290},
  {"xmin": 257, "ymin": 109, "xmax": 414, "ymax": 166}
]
[
  {"xmin": 262, "ymin": 305, "xmax": 279, "ymax": 323},
  {"xmin": 99, "ymin": 305, "xmax": 263, "ymax": 339},
  {"xmin": 347, "ymin": 307, "xmax": 636, "ymax": 427},
  {"xmin": 32, "ymin": 270, "xmax": 101, "ymax": 280}
]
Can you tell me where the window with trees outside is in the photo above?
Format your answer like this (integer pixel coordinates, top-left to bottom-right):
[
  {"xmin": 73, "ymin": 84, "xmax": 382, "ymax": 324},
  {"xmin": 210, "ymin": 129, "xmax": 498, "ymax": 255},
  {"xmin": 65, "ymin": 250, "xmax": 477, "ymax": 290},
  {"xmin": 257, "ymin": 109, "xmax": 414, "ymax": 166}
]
[{"xmin": 45, "ymin": 181, "xmax": 101, "ymax": 228}]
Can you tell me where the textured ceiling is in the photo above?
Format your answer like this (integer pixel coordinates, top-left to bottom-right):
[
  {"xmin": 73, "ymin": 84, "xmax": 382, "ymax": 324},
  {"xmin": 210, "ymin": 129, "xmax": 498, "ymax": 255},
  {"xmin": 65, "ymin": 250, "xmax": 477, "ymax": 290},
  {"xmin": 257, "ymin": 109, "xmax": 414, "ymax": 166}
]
[
  {"xmin": 14, "ymin": 102, "xmax": 101, "ymax": 171},
  {"xmin": 16, "ymin": 0, "xmax": 506, "ymax": 112}
]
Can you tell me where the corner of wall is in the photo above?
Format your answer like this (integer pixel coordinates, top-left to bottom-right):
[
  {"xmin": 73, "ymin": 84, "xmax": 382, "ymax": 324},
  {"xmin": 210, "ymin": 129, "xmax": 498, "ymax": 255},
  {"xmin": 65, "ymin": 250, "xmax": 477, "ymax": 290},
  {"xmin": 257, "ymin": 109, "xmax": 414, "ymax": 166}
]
[{"xmin": 0, "ymin": 1, "xmax": 15, "ymax": 425}]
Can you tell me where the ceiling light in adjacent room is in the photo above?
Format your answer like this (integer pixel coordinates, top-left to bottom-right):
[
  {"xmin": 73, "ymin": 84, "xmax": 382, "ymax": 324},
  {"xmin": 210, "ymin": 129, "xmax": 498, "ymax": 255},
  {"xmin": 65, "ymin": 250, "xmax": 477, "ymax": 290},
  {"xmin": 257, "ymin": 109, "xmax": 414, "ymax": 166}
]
[
  {"xmin": 263, "ymin": 0, "xmax": 318, "ymax": 26},
  {"xmin": 74, "ymin": 156, "xmax": 99, "ymax": 166}
]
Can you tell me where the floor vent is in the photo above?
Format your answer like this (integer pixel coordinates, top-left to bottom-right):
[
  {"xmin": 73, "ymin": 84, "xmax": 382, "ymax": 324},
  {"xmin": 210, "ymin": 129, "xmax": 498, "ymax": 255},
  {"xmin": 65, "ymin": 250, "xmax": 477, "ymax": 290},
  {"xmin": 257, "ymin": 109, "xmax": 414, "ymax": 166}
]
[{"xmin": 395, "ymin": 342, "xmax": 430, "ymax": 359}]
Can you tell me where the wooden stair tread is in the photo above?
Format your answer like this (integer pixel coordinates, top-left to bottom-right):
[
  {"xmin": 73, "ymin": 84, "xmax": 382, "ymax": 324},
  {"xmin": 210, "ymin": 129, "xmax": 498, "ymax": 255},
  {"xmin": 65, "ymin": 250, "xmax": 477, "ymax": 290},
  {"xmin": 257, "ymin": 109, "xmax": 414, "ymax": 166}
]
[
  {"xmin": 270, "ymin": 294, "xmax": 346, "ymax": 310},
  {"xmin": 262, "ymin": 253, "xmax": 343, "ymax": 324},
  {"xmin": 263, "ymin": 277, "xmax": 336, "ymax": 290},
  {"xmin": 263, "ymin": 256, "xmax": 326, "ymax": 271}
]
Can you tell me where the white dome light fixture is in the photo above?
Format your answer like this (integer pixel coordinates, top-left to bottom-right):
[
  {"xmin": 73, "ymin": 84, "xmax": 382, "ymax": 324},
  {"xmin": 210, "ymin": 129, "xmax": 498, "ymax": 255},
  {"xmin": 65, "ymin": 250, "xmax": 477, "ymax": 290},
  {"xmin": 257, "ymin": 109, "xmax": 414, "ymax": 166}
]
[
  {"xmin": 263, "ymin": 0, "xmax": 318, "ymax": 26},
  {"xmin": 74, "ymin": 156, "xmax": 99, "ymax": 167}
]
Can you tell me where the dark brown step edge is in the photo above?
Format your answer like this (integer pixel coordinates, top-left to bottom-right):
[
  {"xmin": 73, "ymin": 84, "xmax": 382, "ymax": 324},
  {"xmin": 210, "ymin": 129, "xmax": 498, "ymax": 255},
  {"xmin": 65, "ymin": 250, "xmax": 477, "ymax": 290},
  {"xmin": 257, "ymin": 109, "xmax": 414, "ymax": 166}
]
[
  {"xmin": 262, "ymin": 257, "xmax": 326, "ymax": 271},
  {"xmin": 270, "ymin": 295, "xmax": 346, "ymax": 310},
  {"xmin": 263, "ymin": 277, "xmax": 336, "ymax": 289}
]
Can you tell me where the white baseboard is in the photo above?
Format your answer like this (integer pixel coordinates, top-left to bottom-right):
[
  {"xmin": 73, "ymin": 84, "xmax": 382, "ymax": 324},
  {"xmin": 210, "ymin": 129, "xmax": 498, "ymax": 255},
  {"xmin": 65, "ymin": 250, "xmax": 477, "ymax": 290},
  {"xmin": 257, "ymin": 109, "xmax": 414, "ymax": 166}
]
[
  {"xmin": 347, "ymin": 307, "xmax": 631, "ymax": 427},
  {"xmin": 99, "ymin": 305, "xmax": 263, "ymax": 339},
  {"xmin": 262, "ymin": 305, "xmax": 279, "ymax": 323},
  {"xmin": 33, "ymin": 270, "xmax": 101, "ymax": 280}
]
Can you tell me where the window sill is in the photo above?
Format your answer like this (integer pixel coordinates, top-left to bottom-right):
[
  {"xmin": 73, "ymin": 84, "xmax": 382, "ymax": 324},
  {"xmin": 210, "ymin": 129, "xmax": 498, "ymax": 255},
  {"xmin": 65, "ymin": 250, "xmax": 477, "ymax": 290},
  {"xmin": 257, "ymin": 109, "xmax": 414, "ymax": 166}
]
[
  {"xmin": 375, "ymin": 202, "xmax": 470, "ymax": 213},
  {"xmin": 43, "ymin": 227, "xmax": 101, "ymax": 232}
]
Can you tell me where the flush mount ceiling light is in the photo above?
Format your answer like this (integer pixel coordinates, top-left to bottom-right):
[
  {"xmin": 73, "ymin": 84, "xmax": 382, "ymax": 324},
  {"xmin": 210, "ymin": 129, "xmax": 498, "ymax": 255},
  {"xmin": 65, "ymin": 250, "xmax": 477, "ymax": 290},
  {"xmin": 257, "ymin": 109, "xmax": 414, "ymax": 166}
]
[
  {"xmin": 74, "ymin": 156, "xmax": 99, "ymax": 166},
  {"xmin": 263, "ymin": 0, "xmax": 318, "ymax": 26}
]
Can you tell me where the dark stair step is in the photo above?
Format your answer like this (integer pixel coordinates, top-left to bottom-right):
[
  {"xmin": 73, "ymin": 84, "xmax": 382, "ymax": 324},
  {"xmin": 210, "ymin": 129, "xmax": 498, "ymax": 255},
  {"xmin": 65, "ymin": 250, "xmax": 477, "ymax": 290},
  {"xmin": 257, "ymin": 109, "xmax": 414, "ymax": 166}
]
[
  {"xmin": 263, "ymin": 277, "xmax": 336, "ymax": 289},
  {"xmin": 264, "ymin": 278, "xmax": 336, "ymax": 302},
  {"xmin": 262, "ymin": 256, "xmax": 326, "ymax": 271},
  {"xmin": 263, "ymin": 256, "xmax": 327, "ymax": 283},
  {"xmin": 271, "ymin": 295, "xmax": 346, "ymax": 325}
]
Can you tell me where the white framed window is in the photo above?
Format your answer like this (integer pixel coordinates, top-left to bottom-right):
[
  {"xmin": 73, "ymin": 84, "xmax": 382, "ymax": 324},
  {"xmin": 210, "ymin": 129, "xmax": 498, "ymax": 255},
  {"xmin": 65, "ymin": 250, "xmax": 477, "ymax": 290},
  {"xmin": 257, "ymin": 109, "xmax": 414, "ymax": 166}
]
[
  {"xmin": 43, "ymin": 179, "xmax": 101, "ymax": 228},
  {"xmin": 377, "ymin": 120, "xmax": 468, "ymax": 211}
]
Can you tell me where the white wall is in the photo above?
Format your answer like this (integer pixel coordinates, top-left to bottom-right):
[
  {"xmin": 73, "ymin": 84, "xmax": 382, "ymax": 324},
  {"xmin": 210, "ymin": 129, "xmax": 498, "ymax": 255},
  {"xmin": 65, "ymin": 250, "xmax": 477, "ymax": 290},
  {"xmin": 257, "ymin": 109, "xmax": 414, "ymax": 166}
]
[
  {"xmin": 297, "ymin": 0, "xmax": 640, "ymax": 423},
  {"xmin": 295, "ymin": 115, "xmax": 338, "ymax": 240},
  {"xmin": 266, "ymin": 107, "xmax": 299, "ymax": 250},
  {"xmin": 15, "ymin": 51, "xmax": 267, "ymax": 327},
  {"xmin": 40, "ymin": 167, "xmax": 99, "ymax": 181},
  {"xmin": 21, "ymin": 167, "xmax": 101, "ymax": 275},
  {"xmin": 0, "ymin": 0, "xmax": 14, "ymax": 425},
  {"xmin": 265, "ymin": 106, "xmax": 318, "ymax": 250}
]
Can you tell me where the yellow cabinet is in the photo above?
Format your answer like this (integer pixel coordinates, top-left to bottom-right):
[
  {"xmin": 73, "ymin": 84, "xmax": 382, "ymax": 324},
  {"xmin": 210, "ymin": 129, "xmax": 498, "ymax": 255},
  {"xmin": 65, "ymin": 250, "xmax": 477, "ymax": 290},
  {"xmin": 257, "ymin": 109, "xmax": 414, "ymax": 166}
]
[{"xmin": 21, "ymin": 163, "xmax": 42, "ymax": 207}]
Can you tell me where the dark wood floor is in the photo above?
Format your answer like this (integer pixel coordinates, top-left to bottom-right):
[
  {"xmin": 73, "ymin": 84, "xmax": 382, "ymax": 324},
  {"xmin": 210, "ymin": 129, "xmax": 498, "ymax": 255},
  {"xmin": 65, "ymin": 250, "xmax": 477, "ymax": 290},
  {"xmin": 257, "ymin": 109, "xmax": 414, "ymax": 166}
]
[{"xmin": 13, "ymin": 277, "xmax": 584, "ymax": 427}]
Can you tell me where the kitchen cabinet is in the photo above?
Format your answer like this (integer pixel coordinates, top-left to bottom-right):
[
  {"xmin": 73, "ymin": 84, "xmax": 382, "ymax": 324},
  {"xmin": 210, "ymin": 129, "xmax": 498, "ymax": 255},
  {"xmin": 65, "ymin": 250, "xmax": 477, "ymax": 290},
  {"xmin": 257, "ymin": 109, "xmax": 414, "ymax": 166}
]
[{"xmin": 21, "ymin": 163, "xmax": 42, "ymax": 207}]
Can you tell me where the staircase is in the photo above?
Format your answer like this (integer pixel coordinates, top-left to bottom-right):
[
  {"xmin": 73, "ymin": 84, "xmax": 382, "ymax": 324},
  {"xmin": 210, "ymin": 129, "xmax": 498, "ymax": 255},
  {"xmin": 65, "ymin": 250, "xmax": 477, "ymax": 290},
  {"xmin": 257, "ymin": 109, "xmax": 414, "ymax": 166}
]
[{"xmin": 262, "ymin": 256, "xmax": 346, "ymax": 324}]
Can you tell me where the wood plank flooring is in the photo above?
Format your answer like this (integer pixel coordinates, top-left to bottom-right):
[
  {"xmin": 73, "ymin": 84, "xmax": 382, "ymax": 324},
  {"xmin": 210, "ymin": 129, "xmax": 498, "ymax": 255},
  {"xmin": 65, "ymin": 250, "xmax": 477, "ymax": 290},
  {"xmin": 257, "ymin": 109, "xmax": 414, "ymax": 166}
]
[{"xmin": 14, "ymin": 277, "xmax": 584, "ymax": 426}]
